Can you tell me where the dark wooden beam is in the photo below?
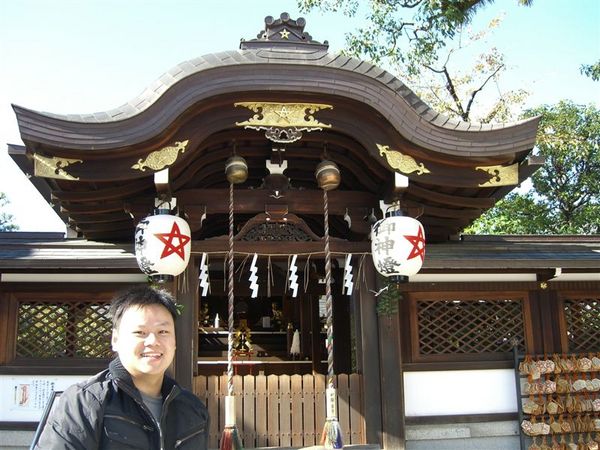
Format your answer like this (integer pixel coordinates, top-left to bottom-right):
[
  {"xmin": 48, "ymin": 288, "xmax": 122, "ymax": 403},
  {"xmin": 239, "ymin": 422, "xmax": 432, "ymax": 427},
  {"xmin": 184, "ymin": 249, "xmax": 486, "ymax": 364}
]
[
  {"xmin": 419, "ymin": 216, "xmax": 470, "ymax": 229},
  {"xmin": 68, "ymin": 212, "xmax": 131, "ymax": 224},
  {"xmin": 401, "ymin": 199, "xmax": 482, "ymax": 220},
  {"xmin": 171, "ymin": 138, "xmax": 386, "ymax": 194},
  {"xmin": 75, "ymin": 219, "xmax": 133, "ymax": 233},
  {"xmin": 191, "ymin": 240, "xmax": 370, "ymax": 255},
  {"xmin": 52, "ymin": 179, "xmax": 152, "ymax": 202},
  {"xmin": 60, "ymin": 200, "xmax": 130, "ymax": 214},
  {"xmin": 176, "ymin": 189, "xmax": 379, "ymax": 215},
  {"xmin": 82, "ymin": 229, "xmax": 134, "ymax": 241},
  {"xmin": 408, "ymin": 183, "xmax": 497, "ymax": 208}
]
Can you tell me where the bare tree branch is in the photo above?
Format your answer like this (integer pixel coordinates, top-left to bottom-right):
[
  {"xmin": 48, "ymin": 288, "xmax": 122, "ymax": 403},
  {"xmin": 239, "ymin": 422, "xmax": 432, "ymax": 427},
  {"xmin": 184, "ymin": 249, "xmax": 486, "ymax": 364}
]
[
  {"xmin": 441, "ymin": 66, "xmax": 467, "ymax": 119},
  {"xmin": 464, "ymin": 63, "xmax": 504, "ymax": 119}
]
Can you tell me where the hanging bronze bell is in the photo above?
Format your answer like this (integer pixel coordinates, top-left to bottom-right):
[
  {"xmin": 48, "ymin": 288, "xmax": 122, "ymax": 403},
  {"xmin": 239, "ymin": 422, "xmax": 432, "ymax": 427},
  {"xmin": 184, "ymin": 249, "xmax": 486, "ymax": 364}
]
[
  {"xmin": 315, "ymin": 160, "xmax": 340, "ymax": 191},
  {"xmin": 225, "ymin": 155, "xmax": 248, "ymax": 184}
]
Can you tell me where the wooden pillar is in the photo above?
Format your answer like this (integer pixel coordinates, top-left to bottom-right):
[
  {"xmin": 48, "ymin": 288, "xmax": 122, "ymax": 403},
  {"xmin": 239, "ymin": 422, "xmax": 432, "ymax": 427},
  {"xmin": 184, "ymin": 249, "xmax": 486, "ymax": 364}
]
[
  {"xmin": 378, "ymin": 297, "xmax": 405, "ymax": 450},
  {"xmin": 528, "ymin": 285, "xmax": 561, "ymax": 355},
  {"xmin": 527, "ymin": 289, "xmax": 544, "ymax": 354},
  {"xmin": 175, "ymin": 256, "xmax": 199, "ymax": 390},
  {"xmin": 536, "ymin": 286, "xmax": 560, "ymax": 353},
  {"xmin": 0, "ymin": 294, "xmax": 16, "ymax": 364},
  {"xmin": 355, "ymin": 257, "xmax": 383, "ymax": 446}
]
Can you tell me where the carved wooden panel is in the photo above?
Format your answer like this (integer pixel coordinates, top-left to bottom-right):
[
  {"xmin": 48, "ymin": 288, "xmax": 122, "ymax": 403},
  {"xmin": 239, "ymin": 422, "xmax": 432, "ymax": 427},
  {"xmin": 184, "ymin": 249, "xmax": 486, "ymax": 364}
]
[
  {"xmin": 236, "ymin": 213, "xmax": 320, "ymax": 242},
  {"xmin": 410, "ymin": 292, "xmax": 527, "ymax": 360},
  {"xmin": 16, "ymin": 300, "xmax": 112, "ymax": 359},
  {"xmin": 561, "ymin": 294, "xmax": 600, "ymax": 353}
]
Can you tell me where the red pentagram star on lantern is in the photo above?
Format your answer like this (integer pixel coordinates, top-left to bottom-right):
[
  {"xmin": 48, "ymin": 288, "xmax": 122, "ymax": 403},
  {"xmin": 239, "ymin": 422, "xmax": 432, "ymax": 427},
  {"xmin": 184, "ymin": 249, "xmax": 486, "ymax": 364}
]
[
  {"xmin": 404, "ymin": 226, "xmax": 426, "ymax": 262},
  {"xmin": 154, "ymin": 222, "xmax": 191, "ymax": 260}
]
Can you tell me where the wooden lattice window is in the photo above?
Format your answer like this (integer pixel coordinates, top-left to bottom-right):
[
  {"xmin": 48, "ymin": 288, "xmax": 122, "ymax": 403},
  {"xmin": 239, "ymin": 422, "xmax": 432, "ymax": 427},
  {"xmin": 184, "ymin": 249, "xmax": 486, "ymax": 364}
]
[
  {"xmin": 410, "ymin": 292, "xmax": 527, "ymax": 361},
  {"xmin": 562, "ymin": 295, "xmax": 600, "ymax": 353},
  {"xmin": 16, "ymin": 300, "xmax": 113, "ymax": 359}
]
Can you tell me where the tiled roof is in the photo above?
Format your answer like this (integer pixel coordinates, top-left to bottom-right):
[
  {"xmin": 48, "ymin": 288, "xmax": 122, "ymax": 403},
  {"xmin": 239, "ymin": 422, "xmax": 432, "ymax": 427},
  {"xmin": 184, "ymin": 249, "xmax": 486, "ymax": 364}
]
[
  {"xmin": 12, "ymin": 47, "xmax": 539, "ymax": 157},
  {"xmin": 0, "ymin": 235, "xmax": 137, "ymax": 270},
  {"xmin": 1, "ymin": 234, "xmax": 598, "ymax": 272}
]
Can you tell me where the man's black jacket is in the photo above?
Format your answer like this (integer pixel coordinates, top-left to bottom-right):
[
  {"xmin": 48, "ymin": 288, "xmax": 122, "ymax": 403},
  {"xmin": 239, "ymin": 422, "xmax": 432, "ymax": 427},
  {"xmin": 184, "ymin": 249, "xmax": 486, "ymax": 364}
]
[{"xmin": 34, "ymin": 358, "xmax": 209, "ymax": 449}]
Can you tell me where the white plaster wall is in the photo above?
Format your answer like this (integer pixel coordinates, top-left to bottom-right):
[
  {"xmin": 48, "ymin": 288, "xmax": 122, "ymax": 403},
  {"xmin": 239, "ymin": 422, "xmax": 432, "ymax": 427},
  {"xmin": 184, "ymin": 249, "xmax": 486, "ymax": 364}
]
[{"xmin": 404, "ymin": 369, "xmax": 518, "ymax": 416}]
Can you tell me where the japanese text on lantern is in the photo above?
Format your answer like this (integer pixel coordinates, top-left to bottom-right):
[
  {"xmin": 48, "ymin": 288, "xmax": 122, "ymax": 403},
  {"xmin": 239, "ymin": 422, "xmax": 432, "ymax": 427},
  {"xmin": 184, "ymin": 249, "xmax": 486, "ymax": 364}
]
[{"xmin": 373, "ymin": 221, "xmax": 396, "ymax": 256}]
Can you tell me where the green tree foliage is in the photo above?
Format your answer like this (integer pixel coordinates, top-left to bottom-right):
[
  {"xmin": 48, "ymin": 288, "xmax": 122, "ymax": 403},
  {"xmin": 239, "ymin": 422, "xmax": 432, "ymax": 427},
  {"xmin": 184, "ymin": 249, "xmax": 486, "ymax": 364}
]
[
  {"xmin": 465, "ymin": 192, "xmax": 551, "ymax": 234},
  {"xmin": 299, "ymin": 0, "xmax": 531, "ymax": 122},
  {"xmin": 298, "ymin": 0, "xmax": 531, "ymax": 73},
  {"xmin": 580, "ymin": 59, "xmax": 600, "ymax": 81},
  {"xmin": 0, "ymin": 192, "xmax": 18, "ymax": 231},
  {"xmin": 466, "ymin": 101, "xmax": 600, "ymax": 234},
  {"xmin": 376, "ymin": 278, "xmax": 401, "ymax": 315}
]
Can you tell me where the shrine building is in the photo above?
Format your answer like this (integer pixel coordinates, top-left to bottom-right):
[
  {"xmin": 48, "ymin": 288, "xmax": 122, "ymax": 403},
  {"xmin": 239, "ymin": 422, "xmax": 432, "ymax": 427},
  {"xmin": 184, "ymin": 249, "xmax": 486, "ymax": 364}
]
[{"xmin": 1, "ymin": 13, "xmax": 599, "ymax": 450}]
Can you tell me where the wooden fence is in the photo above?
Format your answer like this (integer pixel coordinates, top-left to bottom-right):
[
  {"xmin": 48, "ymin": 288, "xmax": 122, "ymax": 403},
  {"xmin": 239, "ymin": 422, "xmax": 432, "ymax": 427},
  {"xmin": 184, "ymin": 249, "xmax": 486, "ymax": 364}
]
[{"xmin": 194, "ymin": 373, "xmax": 364, "ymax": 449}]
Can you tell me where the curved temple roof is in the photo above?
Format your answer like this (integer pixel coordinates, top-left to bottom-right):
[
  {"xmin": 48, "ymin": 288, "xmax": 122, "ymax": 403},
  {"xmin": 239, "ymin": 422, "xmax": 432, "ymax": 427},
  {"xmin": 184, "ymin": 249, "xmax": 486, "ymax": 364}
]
[
  {"xmin": 11, "ymin": 13, "xmax": 541, "ymax": 243},
  {"xmin": 13, "ymin": 34, "xmax": 539, "ymax": 156}
]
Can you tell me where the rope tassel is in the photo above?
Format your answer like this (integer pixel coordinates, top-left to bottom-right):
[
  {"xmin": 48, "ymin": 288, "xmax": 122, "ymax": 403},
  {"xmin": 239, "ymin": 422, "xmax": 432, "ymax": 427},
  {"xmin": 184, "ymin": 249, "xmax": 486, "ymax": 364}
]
[
  {"xmin": 321, "ymin": 386, "xmax": 344, "ymax": 448},
  {"xmin": 220, "ymin": 396, "xmax": 243, "ymax": 450},
  {"xmin": 220, "ymin": 426, "xmax": 243, "ymax": 450}
]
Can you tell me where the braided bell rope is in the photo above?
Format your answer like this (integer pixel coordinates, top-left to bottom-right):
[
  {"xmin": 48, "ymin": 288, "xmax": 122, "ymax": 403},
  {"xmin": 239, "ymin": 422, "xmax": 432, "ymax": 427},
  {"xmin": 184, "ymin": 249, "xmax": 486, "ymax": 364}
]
[
  {"xmin": 323, "ymin": 188, "xmax": 334, "ymax": 387},
  {"xmin": 227, "ymin": 182, "xmax": 234, "ymax": 396}
]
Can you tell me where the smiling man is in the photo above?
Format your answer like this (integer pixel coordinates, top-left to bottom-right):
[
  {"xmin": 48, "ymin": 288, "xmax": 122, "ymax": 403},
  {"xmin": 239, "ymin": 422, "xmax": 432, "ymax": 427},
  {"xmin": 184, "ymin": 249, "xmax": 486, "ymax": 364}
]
[{"xmin": 34, "ymin": 286, "xmax": 209, "ymax": 450}]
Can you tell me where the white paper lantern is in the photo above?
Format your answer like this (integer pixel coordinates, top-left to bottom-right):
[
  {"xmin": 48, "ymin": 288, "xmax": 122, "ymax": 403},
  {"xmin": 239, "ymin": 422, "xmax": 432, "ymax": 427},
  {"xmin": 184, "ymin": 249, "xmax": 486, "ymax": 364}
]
[
  {"xmin": 371, "ymin": 213, "xmax": 425, "ymax": 282},
  {"xmin": 135, "ymin": 213, "xmax": 191, "ymax": 276}
]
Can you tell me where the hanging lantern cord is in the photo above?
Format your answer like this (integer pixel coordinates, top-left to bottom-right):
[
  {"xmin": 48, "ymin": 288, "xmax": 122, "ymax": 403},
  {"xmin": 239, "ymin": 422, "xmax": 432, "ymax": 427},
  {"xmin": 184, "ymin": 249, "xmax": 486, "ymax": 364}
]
[
  {"xmin": 323, "ymin": 188, "xmax": 334, "ymax": 387},
  {"xmin": 227, "ymin": 182, "xmax": 235, "ymax": 398}
]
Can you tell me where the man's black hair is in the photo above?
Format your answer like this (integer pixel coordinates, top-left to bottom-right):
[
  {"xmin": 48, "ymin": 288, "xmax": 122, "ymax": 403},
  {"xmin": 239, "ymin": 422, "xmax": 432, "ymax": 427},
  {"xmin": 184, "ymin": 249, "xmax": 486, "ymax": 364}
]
[{"xmin": 110, "ymin": 285, "xmax": 178, "ymax": 329}]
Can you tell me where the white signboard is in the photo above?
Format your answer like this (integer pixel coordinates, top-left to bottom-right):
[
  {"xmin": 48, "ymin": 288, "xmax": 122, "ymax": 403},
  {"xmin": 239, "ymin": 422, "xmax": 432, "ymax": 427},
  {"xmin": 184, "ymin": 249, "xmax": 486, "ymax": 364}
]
[
  {"xmin": 404, "ymin": 369, "xmax": 518, "ymax": 416},
  {"xmin": 0, "ymin": 375, "xmax": 88, "ymax": 422}
]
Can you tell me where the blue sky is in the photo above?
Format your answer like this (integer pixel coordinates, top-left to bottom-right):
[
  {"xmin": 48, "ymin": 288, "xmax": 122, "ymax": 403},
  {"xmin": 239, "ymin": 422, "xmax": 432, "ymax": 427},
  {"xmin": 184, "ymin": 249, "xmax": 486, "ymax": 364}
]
[{"xmin": 1, "ymin": 0, "xmax": 599, "ymax": 232}]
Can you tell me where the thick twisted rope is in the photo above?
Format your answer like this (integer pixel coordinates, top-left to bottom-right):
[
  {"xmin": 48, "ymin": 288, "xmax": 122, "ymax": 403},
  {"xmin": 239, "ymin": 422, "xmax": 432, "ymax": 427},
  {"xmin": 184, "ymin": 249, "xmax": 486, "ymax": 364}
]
[
  {"xmin": 323, "ymin": 189, "xmax": 334, "ymax": 387},
  {"xmin": 227, "ymin": 182, "xmax": 234, "ymax": 396}
]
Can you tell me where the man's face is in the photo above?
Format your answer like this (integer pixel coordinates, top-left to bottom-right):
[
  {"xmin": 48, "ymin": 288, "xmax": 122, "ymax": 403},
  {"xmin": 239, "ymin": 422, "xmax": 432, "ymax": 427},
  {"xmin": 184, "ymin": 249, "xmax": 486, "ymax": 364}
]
[{"xmin": 112, "ymin": 304, "xmax": 176, "ymax": 381}]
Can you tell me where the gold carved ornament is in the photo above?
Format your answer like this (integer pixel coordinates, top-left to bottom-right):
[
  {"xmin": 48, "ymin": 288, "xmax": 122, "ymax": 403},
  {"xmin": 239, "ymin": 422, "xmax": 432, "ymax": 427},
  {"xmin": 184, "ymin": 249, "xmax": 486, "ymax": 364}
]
[
  {"xmin": 33, "ymin": 154, "xmax": 83, "ymax": 181},
  {"xmin": 235, "ymin": 102, "xmax": 333, "ymax": 143},
  {"xmin": 233, "ymin": 319, "xmax": 253, "ymax": 354},
  {"xmin": 476, "ymin": 163, "xmax": 519, "ymax": 187},
  {"xmin": 131, "ymin": 140, "xmax": 189, "ymax": 172},
  {"xmin": 376, "ymin": 144, "xmax": 431, "ymax": 175}
]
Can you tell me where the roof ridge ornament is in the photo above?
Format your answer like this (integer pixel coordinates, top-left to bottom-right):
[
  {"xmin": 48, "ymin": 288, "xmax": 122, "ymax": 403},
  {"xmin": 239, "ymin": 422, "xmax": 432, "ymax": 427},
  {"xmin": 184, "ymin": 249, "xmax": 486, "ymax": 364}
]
[
  {"xmin": 235, "ymin": 102, "xmax": 332, "ymax": 143},
  {"xmin": 240, "ymin": 12, "xmax": 329, "ymax": 51}
]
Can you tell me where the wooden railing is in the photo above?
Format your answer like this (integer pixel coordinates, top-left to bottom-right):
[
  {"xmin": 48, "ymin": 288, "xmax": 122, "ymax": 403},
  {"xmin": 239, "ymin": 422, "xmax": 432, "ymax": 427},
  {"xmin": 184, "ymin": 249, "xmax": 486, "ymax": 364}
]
[{"xmin": 194, "ymin": 373, "xmax": 364, "ymax": 449}]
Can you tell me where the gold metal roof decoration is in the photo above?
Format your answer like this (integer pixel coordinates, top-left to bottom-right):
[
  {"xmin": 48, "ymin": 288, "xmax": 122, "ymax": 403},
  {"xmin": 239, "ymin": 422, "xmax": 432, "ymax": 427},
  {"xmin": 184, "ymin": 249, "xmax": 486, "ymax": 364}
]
[
  {"xmin": 476, "ymin": 163, "xmax": 519, "ymax": 187},
  {"xmin": 376, "ymin": 144, "xmax": 431, "ymax": 175},
  {"xmin": 33, "ymin": 154, "xmax": 83, "ymax": 180},
  {"xmin": 235, "ymin": 102, "xmax": 332, "ymax": 143},
  {"xmin": 132, "ymin": 140, "xmax": 189, "ymax": 172}
]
